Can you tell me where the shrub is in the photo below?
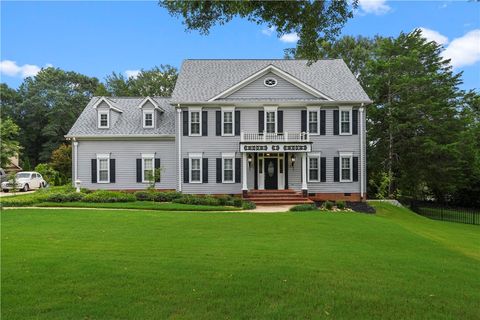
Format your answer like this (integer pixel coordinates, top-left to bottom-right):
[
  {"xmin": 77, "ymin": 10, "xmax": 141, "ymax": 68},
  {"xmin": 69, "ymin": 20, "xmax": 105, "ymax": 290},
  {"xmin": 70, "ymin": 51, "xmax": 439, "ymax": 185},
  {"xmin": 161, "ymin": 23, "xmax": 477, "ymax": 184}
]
[
  {"xmin": 82, "ymin": 190, "xmax": 135, "ymax": 203},
  {"xmin": 336, "ymin": 200, "xmax": 346, "ymax": 210},
  {"xmin": 232, "ymin": 198, "xmax": 244, "ymax": 208},
  {"xmin": 241, "ymin": 200, "xmax": 256, "ymax": 210},
  {"xmin": 173, "ymin": 195, "xmax": 221, "ymax": 206},
  {"xmin": 216, "ymin": 195, "xmax": 233, "ymax": 206},
  {"xmin": 135, "ymin": 191, "xmax": 153, "ymax": 201},
  {"xmin": 34, "ymin": 163, "xmax": 61, "ymax": 186},
  {"xmin": 152, "ymin": 191, "xmax": 182, "ymax": 202},
  {"xmin": 323, "ymin": 200, "xmax": 334, "ymax": 210},
  {"xmin": 44, "ymin": 192, "xmax": 85, "ymax": 203},
  {"xmin": 289, "ymin": 204, "xmax": 317, "ymax": 212}
]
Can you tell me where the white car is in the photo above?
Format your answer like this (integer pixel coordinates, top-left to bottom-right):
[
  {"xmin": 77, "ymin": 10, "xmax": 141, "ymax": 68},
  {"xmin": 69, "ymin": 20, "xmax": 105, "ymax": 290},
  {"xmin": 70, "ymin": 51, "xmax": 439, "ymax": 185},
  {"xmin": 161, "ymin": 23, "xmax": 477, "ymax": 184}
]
[{"xmin": 1, "ymin": 171, "xmax": 46, "ymax": 192}]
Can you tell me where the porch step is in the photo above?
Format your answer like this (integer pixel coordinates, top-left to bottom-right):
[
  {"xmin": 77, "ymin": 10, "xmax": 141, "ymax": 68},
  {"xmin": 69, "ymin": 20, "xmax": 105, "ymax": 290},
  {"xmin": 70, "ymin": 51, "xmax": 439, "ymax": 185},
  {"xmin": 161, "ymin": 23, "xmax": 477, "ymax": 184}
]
[{"xmin": 244, "ymin": 189, "xmax": 313, "ymax": 205}]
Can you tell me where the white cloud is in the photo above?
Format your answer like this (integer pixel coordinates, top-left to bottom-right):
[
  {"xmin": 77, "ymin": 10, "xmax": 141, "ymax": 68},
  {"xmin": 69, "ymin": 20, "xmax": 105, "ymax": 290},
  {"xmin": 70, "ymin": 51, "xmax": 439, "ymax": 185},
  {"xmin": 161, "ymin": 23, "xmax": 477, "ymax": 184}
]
[
  {"xmin": 261, "ymin": 26, "xmax": 275, "ymax": 36},
  {"xmin": 357, "ymin": 0, "xmax": 391, "ymax": 15},
  {"xmin": 442, "ymin": 29, "xmax": 480, "ymax": 68},
  {"xmin": 125, "ymin": 69, "xmax": 140, "ymax": 79},
  {"xmin": 0, "ymin": 60, "xmax": 46, "ymax": 78},
  {"xmin": 418, "ymin": 27, "xmax": 449, "ymax": 45},
  {"xmin": 279, "ymin": 32, "xmax": 300, "ymax": 43}
]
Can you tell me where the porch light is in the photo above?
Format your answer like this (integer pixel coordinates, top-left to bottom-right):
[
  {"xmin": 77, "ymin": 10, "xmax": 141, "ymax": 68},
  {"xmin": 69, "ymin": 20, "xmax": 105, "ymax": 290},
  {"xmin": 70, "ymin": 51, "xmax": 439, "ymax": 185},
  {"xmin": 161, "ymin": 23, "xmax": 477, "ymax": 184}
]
[
  {"xmin": 291, "ymin": 154, "xmax": 296, "ymax": 167},
  {"xmin": 247, "ymin": 154, "xmax": 253, "ymax": 168}
]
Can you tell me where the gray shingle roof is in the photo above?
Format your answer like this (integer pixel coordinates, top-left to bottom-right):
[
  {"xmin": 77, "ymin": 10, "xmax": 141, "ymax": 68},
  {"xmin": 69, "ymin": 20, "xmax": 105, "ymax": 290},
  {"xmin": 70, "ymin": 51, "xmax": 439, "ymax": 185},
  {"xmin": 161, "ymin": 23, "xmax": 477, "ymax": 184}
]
[
  {"xmin": 171, "ymin": 59, "xmax": 371, "ymax": 103},
  {"xmin": 66, "ymin": 97, "xmax": 175, "ymax": 137}
]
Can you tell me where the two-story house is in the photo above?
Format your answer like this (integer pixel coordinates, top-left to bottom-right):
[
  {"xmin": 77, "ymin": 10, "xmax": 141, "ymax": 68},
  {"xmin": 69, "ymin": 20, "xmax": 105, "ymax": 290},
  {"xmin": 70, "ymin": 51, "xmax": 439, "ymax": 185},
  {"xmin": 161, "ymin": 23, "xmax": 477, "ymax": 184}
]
[{"xmin": 66, "ymin": 59, "xmax": 371, "ymax": 204}]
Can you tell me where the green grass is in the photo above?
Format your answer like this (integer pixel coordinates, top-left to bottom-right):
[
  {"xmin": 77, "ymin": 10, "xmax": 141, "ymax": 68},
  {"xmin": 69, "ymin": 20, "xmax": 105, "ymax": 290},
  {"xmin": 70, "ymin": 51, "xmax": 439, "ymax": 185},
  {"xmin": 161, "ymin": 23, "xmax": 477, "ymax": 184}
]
[
  {"xmin": 36, "ymin": 201, "xmax": 240, "ymax": 211},
  {"xmin": 2, "ymin": 203, "xmax": 479, "ymax": 319},
  {"xmin": 415, "ymin": 206, "xmax": 480, "ymax": 225}
]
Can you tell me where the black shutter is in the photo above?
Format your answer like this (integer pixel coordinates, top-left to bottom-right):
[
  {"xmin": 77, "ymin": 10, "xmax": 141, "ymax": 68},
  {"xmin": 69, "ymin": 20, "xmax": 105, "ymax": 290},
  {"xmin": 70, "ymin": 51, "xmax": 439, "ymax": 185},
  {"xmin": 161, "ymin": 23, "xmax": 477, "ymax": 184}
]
[
  {"xmin": 183, "ymin": 111, "xmax": 188, "ymax": 136},
  {"xmin": 301, "ymin": 110, "xmax": 307, "ymax": 132},
  {"xmin": 110, "ymin": 159, "xmax": 116, "ymax": 183},
  {"xmin": 202, "ymin": 158, "xmax": 208, "ymax": 183},
  {"xmin": 258, "ymin": 111, "xmax": 264, "ymax": 133},
  {"xmin": 353, "ymin": 157, "xmax": 359, "ymax": 182},
  {"xmin": 320, "ymin": 110, "xmax": 326, "ymax": 135},
  {"xmin": 216, "ymin": 111, "xmax": 221, "ymax": 136},
  {"xmin": 333, "ymin": 110, "xmax": 339, "ymax": 135},
  {"xmin": 202, "ymin": 111, "xmax": 208, "ymax": 136},
  {"xmin": 136, "ymin": 159, "xmax": 142, "ymax": 183},
  {"xmin": 334, "ymin": 157, "xmax": 340, "ymax": 182},
  {"xmin": 183, "ymin": 158, "xmax": 189, "ymax": 183},
  {"xmin": 235, "ymin": 110, "xmax": 240, "ymax": 136},
  {"xmin": 216, "ymin": 158, "xmax": 222, "ymax": 183},
  {"xmin": 91, "ymin": 159, "xmax": 97, "ymax": 183},
  {"xmin": 284, "ymin": 153, "xmax": 289, "ymax": 189},
  {"xmin": 235, "ymin": 158, "xmax": 241, "ymax": 183},
  {"xmin": 155, "ymin": 158, "xmax": 161, "ymax": 182},
  {"xmin": 321, "ymin": 157, "xmax": 326, "ymax": 182},
  {"xmin": 352, "ymin": 110, "xmax": 358, "ymax": 135},
  {"xmin": 277, "ymin": 110, "xmax": 283, "ymax": 133}
]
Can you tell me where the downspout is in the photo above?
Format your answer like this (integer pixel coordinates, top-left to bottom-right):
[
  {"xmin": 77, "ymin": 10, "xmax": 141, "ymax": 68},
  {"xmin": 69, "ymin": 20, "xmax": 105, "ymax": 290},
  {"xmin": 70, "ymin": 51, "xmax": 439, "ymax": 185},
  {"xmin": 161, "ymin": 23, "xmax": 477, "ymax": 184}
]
[
  {"xmin": 359, "ymin": 104, "xmax": 365, "ymax": 200},
  {"xmin": 177, "ymin": 106, "xmax": 182, "ymax": 192}
]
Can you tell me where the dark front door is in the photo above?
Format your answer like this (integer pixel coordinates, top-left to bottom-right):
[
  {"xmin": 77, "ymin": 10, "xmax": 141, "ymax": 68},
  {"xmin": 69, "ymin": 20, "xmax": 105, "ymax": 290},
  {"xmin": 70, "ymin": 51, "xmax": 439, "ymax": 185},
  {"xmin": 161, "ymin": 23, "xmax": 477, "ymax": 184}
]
[{"xmin": 264, "ymin": 158, "xmax": 278, "ymax": 190}]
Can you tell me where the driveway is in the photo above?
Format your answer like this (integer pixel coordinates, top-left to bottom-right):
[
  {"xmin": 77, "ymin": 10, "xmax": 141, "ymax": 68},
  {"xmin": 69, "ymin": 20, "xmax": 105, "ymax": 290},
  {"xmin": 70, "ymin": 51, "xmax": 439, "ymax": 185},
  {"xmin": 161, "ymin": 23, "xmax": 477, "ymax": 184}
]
[{"xmin": 0, "ymin": 190, "xmax": 36, "ymax": 198}]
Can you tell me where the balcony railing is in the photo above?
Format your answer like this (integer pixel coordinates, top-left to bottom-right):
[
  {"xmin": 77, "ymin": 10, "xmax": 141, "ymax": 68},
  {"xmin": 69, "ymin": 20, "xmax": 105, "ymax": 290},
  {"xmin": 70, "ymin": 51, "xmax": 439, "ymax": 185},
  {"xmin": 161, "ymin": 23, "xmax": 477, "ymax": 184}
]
[{"xmin": 241, "ymin": 132, "xmax": 310, "ymax": 142}]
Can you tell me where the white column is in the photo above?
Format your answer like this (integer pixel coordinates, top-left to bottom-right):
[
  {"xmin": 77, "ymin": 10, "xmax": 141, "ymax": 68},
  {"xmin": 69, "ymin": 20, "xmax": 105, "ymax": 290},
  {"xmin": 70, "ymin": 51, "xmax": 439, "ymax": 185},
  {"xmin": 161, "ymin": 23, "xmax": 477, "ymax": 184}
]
[
  {"xmin": 73, "ymin": 140, "xmax": 79, "ymax": 192},
  {"xmin": 242, "ymin": 153, "xmax": 248, "ymax": 192},
  {"xmin": 301, "ymin": 152, "xmax": 308, "ymax": 191},
  {"xmin": 359, "ymin": 106, "xmax": 365, "ymax": 200},
  {"xmin": 177, "ymin": 108, "xmax": 182, "ymax": 192}
]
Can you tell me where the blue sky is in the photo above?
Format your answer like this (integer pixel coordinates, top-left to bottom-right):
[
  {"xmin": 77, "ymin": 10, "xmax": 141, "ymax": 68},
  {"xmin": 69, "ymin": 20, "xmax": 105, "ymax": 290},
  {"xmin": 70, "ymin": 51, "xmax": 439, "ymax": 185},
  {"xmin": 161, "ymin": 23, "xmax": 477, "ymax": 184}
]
[{"xmin": 1, "ymin": 1, "xmax": 479, "ymax": 91}]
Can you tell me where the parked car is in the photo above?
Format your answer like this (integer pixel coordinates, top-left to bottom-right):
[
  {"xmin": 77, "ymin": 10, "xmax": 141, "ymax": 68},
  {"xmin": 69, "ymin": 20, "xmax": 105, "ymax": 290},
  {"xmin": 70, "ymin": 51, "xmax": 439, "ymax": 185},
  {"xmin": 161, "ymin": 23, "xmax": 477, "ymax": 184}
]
[
  {"xmin": 0, "ymin": 168, "xmax": 6, "ymax": 184},
  {"xmin": 1, "ymin": 171, "xmax": 46, "ymax": 192}
]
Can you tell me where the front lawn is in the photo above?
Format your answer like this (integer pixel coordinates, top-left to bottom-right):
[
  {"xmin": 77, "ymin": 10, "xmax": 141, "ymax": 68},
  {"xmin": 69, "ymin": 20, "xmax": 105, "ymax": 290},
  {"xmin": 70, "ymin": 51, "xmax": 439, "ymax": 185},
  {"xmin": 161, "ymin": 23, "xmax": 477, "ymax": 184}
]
[
  {"xmin": 36, "ymin": 201, "xmax": 240, "ymax": 211},
  {"xmin": 2, "ymin": 203, "xmax": 479, "ymax": 319}
]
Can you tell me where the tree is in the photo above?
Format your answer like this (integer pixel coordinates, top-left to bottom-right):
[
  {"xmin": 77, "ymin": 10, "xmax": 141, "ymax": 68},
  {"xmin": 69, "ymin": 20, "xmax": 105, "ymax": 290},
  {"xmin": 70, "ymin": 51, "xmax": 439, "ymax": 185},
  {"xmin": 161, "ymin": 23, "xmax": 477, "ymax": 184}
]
[
  {"xmin": 160, "ymin": 1, "xmax": 356, "ymax": 61},
  {"xmin": 105, "ymin": 65, "xmax": 178, "ymax": 97},
  {"xmin": 50, "ymin": 143, "xmax": 72, "ymax": 182},
  {"xmin": 0, "ymin": 117, "xmax": 21, "ymax": 168},
  {"xmin": 14, "ymin": 67, "xmax": 100, "ymax": 165}
]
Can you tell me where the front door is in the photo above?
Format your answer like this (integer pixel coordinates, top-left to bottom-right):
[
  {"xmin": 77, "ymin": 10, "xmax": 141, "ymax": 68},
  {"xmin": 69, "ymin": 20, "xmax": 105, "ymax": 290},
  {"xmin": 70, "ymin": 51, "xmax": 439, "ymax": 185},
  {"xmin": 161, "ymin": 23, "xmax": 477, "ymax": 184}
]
[{"xmin": 264, "ymin": 158, "xmax": 278, "ymax": 190}]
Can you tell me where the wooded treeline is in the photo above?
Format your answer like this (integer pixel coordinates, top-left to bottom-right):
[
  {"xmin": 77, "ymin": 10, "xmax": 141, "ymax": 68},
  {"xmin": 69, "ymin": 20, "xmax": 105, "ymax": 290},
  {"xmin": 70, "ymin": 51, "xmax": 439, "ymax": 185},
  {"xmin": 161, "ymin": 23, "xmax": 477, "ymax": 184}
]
[{"xmin": 0, "ymin": 32, "xmax": 478, "ymax": 206}]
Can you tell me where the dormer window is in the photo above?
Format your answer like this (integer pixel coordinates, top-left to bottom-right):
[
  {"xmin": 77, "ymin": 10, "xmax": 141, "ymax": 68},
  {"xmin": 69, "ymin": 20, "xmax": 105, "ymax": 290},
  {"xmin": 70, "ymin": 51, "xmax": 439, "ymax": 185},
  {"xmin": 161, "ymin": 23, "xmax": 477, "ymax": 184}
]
[
  {"xmin": 98, "ymin": 111, "xmax": 109, "ymax": 129},
  {"xmin": 143, "ymin": 110, "xmax": 154, "ymax": 128},
  {"xmin": 264, "ymin": 77, "xmax": 277, "ymax": 87}
]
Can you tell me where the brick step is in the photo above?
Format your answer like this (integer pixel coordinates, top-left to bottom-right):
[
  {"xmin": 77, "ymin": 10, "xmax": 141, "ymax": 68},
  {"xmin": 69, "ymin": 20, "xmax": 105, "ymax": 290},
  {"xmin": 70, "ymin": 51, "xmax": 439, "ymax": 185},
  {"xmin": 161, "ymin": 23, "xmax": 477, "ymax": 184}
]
[
  {"xmin": 247, "ymin": 189, "xmax": 297, "ymax": 195},
  {"xmin": 253, "ymin": 199, "xmax": 314, "ymax": 205},
  {"xmin": 245, "ymin": 194, "xmax": 305, "ymax": 199}
]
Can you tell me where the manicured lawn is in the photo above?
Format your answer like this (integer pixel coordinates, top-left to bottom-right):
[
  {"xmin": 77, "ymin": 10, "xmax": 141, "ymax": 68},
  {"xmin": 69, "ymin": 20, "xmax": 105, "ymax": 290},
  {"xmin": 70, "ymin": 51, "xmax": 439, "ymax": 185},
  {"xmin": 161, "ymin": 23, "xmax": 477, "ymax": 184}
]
[
  {"xmin": 2, "ymin": 203, "xmax": 479, "ymax": 319},
  {"xmin": 36, "ymin": 201, "xmax": 240, "ymax": 211}
]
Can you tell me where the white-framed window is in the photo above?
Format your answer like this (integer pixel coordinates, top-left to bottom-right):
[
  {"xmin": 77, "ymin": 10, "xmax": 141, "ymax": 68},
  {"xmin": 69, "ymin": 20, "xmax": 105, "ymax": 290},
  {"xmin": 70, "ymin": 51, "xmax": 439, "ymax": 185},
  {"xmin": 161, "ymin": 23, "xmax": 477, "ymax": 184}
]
[
  {"xmin": 98, "ymin": 111, "xmax": 109, "ymax": 129},
  {"xmin": 264, "ymin": 106, "xmax": 277, "ymax": 134},
  {"xmin": 142, "ymin": 154, "xmax": 155, "ymax": 182},
  {"xmin": 222, "ymin": 153, "xmax": 235, "ymax": 183},
  {"xmin": 97, "ymin": 154, "xmax": 110, "ymax": 183},
  {"xmin": 143, "ymin": 110, "xmax": 154, "ymax": 128},
  {"xmin": 264, "ymin": 77, "xmax": 277, "ymax": 87},
  {"xmin": 339, "ymin": 152, "xmax": 353, "ymax": 182},
  {"xmin": 308, "ymin": 108, "xmax": 320, "ymax": 135},
  {"xmin": 189, "ymin": 108, "xmax": 202, "ymax": 136},
  {"xmin": 222, "ymin": 107, "xmax": 234, "ymax": 136},
  {"xmin": 339, "ymin": 107, "xmax": 352, "ymax": 135},
  {"xmin": 308, "ymin": 153, "xmax": 321, "ymax": 182},
  {"xmin": 189, "ymin": 153, "xmax": 202, "ymax": 183}
]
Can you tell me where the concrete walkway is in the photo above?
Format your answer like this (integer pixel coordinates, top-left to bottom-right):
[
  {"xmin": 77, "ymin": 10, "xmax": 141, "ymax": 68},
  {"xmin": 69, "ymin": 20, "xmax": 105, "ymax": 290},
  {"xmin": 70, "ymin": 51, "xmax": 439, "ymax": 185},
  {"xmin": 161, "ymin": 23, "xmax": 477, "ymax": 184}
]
[{"xmin": 0, "ymin": 190, "xmax": 36, "ymax": 198}]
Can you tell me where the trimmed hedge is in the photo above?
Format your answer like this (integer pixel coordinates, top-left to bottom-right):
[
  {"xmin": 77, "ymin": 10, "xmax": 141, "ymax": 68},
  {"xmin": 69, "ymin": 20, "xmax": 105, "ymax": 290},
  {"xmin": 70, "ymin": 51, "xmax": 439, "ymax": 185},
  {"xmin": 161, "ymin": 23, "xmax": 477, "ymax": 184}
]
[
  {"xmin": 44, "ymin": 192, "xmax": 85, "ymax": 203},
  {"xmin": 82, "ymin": 191, "xmax": 136, "ymax": 203},
  {"xmin": 152, "ymin": 191, "xmax": 182, "ymax": 202},
  {"xmin": 289, "ymin": 204, "xmax": 317, "ymax": 212},
  {"xmin": 134, "ymin": 191, "xmax": 153, "ymax": 201},
  {"xmin": 241, "ymin": 200, "xmax": 256, "ymax": 210}
]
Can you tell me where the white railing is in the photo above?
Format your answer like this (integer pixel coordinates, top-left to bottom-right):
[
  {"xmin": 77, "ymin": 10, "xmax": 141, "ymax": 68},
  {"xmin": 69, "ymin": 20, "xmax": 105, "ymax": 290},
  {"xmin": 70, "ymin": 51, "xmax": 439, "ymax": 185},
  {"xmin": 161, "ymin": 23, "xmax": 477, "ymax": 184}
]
[{"xmin": 241, "ymin": 131, "xmax": 309, "ymax": 142}]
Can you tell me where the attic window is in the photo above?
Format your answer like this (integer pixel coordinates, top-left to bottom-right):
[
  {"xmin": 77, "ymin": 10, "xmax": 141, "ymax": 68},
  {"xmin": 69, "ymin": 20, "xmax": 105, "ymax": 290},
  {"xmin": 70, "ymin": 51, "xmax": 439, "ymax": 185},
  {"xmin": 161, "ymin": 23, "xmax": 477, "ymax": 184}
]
[{"xmin": 264, "ymin": 77, "xmax": 277, "ymax": 87}]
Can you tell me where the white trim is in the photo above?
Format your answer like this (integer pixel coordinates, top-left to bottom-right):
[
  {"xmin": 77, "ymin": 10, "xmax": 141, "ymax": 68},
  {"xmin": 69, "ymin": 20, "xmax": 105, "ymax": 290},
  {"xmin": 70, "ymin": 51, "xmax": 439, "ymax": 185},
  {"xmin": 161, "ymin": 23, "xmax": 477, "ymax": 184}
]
[
  {"xmin": 208, "ymin": 65, "xmax": 334, "ymax": 101},
  {"xmin": 65, "ymin": 134, "xmax": 175, "ymax": 140},
  {"xmin": 221, "ymin": 152, "xmax": 236, "ymax": 158},
  {"xmin": 307, "ymin": 107, "xmax": 320, "ymax": 135},
  {"xmin": 264, "ymin": 77, "xmax": 278, "ymax": 87},
  {"xmin": 98, "ymin": 110, "xmax": 110, "ymax": 129},
  {"xmin": 264, "ymin": 106, "xmax": 278, "ymax": 134},
  {"xmin": 242, "ymin": 153, "xmax": 248, "ymax": 191},
  {"xmin": 96, "ymin": 154, "xmax": 110, "ymax": 184},
  {"xmin": 143, "ymin": 110, "xmax": 155, "ymax": 128},
  {"xmin": 339, "ymin": 154, "xmax": 353, "ymax": 183},
  {"xmin": 92, "ymin": 97, "xmax": 123, "ymax": 113},
  {"xmin": 359, "ymin": 106, "xmax": 365, "ymax": 198},
  {"xmin": 141, "ymin": 155, "xmax": 155, "ymax": 183},
  {"xmin": 189, "ymin": 155, "xmax": 203, "ymax": 184},
  {"xmin": 339, "ymin": 106, "xmax": 352, "ymax": 135},
  {"xmin": 177, "ymin": 109, "xmax": 182, "ymax": 192},
  {"xmin": 73, "ymin": 141, "xmax": 78, "ymax": 182},
  {"xmin": 138, "ymin": 96, "xmax": 164, "ymax": 111},
  {"xmin": 307, "ymin": 152, "xmax": 321, "ymax": 182},
  {"xmin": 221, "ymin": 106, "xmax": 235, "ymax": 136},
  {"xmin": 188, "ymin": 107, "xmax": 202, "ymax": 136},
  {"xmin": 222, "ymin": 157, "xmax": 235, "ymax": 184}
]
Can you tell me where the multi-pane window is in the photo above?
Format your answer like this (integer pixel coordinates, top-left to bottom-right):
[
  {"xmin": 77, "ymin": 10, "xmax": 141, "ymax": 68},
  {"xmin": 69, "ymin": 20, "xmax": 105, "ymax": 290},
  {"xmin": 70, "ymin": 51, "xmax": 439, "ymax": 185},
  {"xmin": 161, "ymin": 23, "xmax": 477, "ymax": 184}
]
[
  {"xmin": 143, "ymin": 157, "xmax": 154, "ymax": 182},
  {"xmin": 98, "ymin": 112, "xmax": 109, "ymax": 128},
  {"xmin": 98, "ymin": 158, "xmax": 109, "ymax": 182},
  {"xmin": 308, "ymin": 157, "xmax": 319, "ymax": 182},
  {"xmin": 223, "ymin": 111, "xmax": 233, "ymax": 135},
  {"xmin": 190, "ymin": 158, "xmax": 201, "ymax": 182},
  {"xmin": 223, "ymin": 158, "xmax": 234, "ymax": 183},
  {"xmin": 309, "ymin": 110, "xmax": 319, "ymax": 134},
  {"xmin": 340, "ymin": 110, "xmax": 351, "ymax": 134},
  {"xmin": 341, "ymin": 156, "xmax": 352, "ymax": 181},
  {"xmin": 143, "ymin": 111, "xmax": 153, "ymax": 128},
  {"xmin": 190, "ymin": 111, "xmax": 200, "ymax": 135},
  {"xmin": 266, "ymin": 111, "xmax": 276, "ymax": 133}
]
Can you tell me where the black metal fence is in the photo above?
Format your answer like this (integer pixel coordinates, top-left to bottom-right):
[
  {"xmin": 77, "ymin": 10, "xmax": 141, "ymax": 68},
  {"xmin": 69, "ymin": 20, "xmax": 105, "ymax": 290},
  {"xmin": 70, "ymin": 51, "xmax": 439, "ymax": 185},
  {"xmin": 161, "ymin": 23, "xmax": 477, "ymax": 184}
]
[{"xmin": 409, "ymin": 201, "xmax": 480, "ymax": 225}]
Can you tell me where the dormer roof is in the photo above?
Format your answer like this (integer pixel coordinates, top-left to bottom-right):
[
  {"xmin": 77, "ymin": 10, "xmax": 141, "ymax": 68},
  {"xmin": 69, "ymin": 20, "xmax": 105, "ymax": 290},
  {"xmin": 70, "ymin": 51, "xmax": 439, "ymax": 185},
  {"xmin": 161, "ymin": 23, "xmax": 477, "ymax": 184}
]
[
  {"xmin": 92, "ymin": 97, "xmax": 123, "ymax": 113},
  {"xmin": 138, "ymin": 96, "xmax": 165, "ymax": 111}
]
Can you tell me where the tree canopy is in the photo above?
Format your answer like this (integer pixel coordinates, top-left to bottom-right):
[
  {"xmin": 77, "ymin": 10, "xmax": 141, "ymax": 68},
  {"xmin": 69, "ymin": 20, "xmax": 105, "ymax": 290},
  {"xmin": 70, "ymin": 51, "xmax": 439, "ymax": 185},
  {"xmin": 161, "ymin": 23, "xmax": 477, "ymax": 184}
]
[{"xmin": 0, "ymin": 117, "xmax": 21, "ymax": 168}]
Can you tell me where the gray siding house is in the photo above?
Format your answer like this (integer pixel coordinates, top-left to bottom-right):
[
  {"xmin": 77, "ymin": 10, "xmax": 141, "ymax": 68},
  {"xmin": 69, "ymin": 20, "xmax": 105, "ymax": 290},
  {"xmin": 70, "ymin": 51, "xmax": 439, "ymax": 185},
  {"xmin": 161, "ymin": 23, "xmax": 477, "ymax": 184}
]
[{"xmin": 66, "ymin": 59, "xmax": 371, "ymax": 202}]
